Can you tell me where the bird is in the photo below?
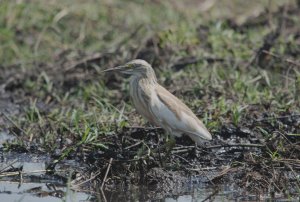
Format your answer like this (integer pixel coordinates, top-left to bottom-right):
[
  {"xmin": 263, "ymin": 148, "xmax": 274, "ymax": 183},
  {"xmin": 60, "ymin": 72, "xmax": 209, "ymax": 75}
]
[{"xmin": 103, "ymin": 59, "xmax": 212, "ymax": 145}]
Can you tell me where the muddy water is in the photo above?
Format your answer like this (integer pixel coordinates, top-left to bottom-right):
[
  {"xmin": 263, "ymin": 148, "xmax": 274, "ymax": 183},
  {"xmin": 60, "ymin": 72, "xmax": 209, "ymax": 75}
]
[
  {"xmin": 0, "ymin": 156, "xmax": 298, "ymax": 202},
  {"xmin": 1, "ymin": 132, "xmax": 299, "ymax": 201},
  {"xmin": 0, "ymin": 131, "xmax": 16, "ymax": 147},
  {"xmin": 0, "ymin": 150, "xmax": 241, "ymax": 201},
  {"xmin": 0, "ymin": 181, "xmax": 91, "ymax": 202},
  {"xmin": 0, "ymin": 146, "xmax": 92, "ymax": 201}
]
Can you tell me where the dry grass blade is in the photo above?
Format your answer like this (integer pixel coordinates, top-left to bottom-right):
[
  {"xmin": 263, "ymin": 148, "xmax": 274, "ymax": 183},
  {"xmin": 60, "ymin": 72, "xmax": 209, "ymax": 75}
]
[{"xmin": 101, "ymin": 158, "xmax": 113, "ymax": 190}]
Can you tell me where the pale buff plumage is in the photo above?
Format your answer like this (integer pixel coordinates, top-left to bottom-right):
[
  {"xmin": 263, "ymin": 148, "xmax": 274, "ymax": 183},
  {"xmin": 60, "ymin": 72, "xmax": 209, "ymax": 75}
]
[{"xmin": 104, "ymin": 59, "xmax": 212, "ymax": 144}]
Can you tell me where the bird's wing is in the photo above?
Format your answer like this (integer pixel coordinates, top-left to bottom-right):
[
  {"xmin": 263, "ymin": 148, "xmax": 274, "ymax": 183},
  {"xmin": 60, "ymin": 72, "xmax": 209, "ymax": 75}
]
[{"xmin": 152, "ymin": 85, "xmax": 212, "ymax": 141}]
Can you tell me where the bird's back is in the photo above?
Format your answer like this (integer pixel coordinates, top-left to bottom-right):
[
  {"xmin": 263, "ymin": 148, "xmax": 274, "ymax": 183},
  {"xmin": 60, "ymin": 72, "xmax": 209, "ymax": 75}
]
[{"xmin": 151, "ymin": 85, "xmax": 212, "ymax": 143}]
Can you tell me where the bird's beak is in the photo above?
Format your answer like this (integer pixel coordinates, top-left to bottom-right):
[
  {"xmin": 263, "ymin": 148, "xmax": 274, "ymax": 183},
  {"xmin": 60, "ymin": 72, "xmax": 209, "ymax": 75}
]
[{"xmin": 102, "ymin": 65, "xmax": 127, "ymax": 73}]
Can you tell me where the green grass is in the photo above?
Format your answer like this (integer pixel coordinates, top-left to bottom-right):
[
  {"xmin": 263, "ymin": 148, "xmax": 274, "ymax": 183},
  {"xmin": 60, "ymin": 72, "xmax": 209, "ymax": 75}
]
[
  {"xmin": 0, "ymin": 0, "xmax": 197, "ymax": 65},
  {"xmin": 0, "ymin": 0, "xmax": 291, "ymax": 64}
]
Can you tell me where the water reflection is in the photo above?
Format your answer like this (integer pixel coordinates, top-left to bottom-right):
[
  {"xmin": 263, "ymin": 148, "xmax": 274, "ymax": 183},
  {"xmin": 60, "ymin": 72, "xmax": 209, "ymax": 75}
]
[
  {"xmin": 0, "ymin": 131, "xmax": 15, "ymax": 148},
  {"xmin": 0, "ymin": 181, "xmax": 91, "ymax": 202},
  {"xmin": 0, "ymin": 144, "xmax": 298, "ymax": 201},
  {"xmin": 96, "ymin": 184, "xmax": 299, "ymax": 202}
]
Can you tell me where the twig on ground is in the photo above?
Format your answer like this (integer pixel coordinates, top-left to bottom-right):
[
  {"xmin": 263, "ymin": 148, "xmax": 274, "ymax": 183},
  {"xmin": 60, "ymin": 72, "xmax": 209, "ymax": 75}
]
[
  {"xmin": 206, "ymin": 143, "xmax": 265, "ymax": 149},
  {"xmin": 100, "ymin": 188, "xmax": 107, "ymax": 202},
  {"xmin": 261, "ymin": 50, "xmax": 300, "ymax": 68},
  {"xmin": 171, "ymin": 56, "xmax": 229, "ymax": 71},
  {"xmin": 171, "ymin": 148, "xmax": 190, "ymax": 154},
  {"xmin": 274, "ymin": 130, "xmax": 293, "ymax": 145},
  {"xmin": 254, "ymin": 114, "xmax": 300, "ymax": 122},
  {"xmin": 188, "ymin": 167, "xmax": 218, "ymax": 171},
  {"xmin": 171, "ymin": 145, "xmax": 195, "ymax": 154},
  {"xmin": 1, "ymin": 112, "xmax": 28, "ymax": 136},
  {"xmin": 126, "ymin": 126, "xmax": 162, "ymax": 131},
  {"xmin": 0, "ymin": 169, "xmax": 65, "ymax": 177},
  {"xmin": 285, "ymin": 163, "xmax": 300, "ymax": 187},
  {"xmin": 172, "ymin": 154, "xmax": 193, "ymax": 166},
  {"xmin": 124, "ymin": 141, "xmax": 143, "ymax": 150},
  {"xmin": 73, "ymin": 170, "xmax": 102, "ymax": 187},
  {"xmin": 201, "ymin": 187, "xmax": 220, "ymax": 202},
  {"xmin": 210, "ymin": 166, "xmax": 238, "ymax": 182},
  {"xmin": 0, "ymin": 159, "xmax": 18, "ymax": 173},
  {"xmin": 64, "ymin": 52, "xmax": 109, "ymax": 73},
  {"xmin": 101, "ymin": 158, "xmax": 113, "ymax": 189}
]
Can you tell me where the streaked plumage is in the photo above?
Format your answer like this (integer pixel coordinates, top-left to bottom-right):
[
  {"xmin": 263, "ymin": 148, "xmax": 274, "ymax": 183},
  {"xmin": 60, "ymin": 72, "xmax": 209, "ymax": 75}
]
[{"xmin": 104, "ymin": 59, "xmax": 212, "ymax": 144}]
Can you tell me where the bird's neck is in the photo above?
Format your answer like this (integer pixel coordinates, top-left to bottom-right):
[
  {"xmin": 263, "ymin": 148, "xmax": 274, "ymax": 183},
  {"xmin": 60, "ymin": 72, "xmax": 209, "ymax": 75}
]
[{"xmin": 131, "ymin": 69, "xmax": 157, "ymax": 86}]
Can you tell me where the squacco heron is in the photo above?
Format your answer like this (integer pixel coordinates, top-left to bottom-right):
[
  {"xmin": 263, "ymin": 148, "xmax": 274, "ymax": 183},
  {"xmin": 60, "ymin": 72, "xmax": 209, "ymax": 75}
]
[{"xmin": 104, "ymin": 59, "xmax": 212, "ymax": 144}]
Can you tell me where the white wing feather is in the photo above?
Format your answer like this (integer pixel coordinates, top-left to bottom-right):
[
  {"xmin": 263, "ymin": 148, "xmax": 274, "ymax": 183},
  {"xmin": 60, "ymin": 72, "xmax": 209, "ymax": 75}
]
[{"xmin": 150, "ymin": 86, "xmax": 212, "ymax": 143}]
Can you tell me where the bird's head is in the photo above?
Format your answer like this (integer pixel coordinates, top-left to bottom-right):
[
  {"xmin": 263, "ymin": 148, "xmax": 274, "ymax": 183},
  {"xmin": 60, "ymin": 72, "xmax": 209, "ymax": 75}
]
[{"xmin": 103, "ymin": 59, "xmax": 155, "ymax": 78}]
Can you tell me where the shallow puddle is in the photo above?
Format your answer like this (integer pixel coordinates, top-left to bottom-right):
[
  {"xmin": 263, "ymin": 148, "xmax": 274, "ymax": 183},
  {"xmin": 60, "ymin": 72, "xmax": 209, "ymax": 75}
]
[
  {"xmin": 1, "ymin": 181, "xmax": 298, "ymax": 202},
  {"xmin": 0, "ymin": 133, "xmax": 299, "ymax": 201},
  {"xmin": 96, "ymin": 185, "xmax": 298, "ymax": 201},
  {"xmin": 0, "ymin": 161, "xmax": 299, "ymax": 201},
  {"xmin": 0, "ymin": 181, "xmax": 92, "ymax": 202},
  {"xmin": 0, "ymin": 149, "xmax": 92, "ymax": 201},
  {"xmin": 0, "ymin": 131, "xmax": 16, "ymax": 148}
]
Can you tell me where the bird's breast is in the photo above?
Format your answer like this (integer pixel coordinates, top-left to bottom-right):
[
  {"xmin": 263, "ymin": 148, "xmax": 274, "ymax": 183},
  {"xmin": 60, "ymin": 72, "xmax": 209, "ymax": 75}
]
[{"xmin": 129, "ymin": 78, "xmax": 156, "ymax": 124}]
